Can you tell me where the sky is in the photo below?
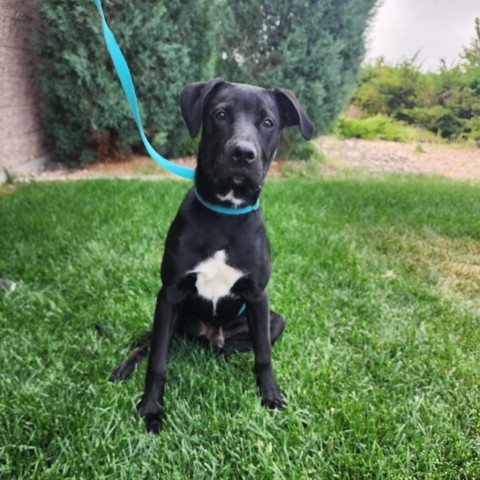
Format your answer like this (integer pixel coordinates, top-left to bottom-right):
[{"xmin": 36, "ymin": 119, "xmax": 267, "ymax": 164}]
[{"xmin": 365, "ymin": 0, "xmax": 480, "ymax": 70}]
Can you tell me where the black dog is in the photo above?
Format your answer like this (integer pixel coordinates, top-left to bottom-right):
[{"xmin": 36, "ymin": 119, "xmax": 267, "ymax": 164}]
[{"xmin": 111, "ymin": 78, "xmax": 314, "ymax": 433}]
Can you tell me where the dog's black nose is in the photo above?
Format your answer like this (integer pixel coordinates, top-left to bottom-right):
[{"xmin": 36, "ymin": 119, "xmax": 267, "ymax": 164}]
[{"xmin": 231, "ymin": 142, "xmax": 256, "ymax": 163}]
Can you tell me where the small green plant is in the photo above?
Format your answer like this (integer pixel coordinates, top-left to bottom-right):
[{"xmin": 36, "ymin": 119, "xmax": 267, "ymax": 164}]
[
  {"xmin": 2, "ymin": 168, "xmax": 16, "ymax": 186},
  {"xmin": 414, "ymin": 144, "xmax": 425, "ymax": 153}
]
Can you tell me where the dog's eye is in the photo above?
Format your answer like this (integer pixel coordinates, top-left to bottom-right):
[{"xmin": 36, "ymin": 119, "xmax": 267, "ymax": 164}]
[
  {"xmin": 262, "ymin": 118, "xmax": 274, "ymax": 129},
  {"xmin": 215, "ymin": 111, "xmax": 227, "ymax": 121}
]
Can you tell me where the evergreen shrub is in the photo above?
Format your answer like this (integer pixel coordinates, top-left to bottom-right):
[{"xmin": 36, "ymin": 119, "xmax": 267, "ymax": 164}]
[
  {"xmin": 35, "ymin": 1, "xmax": 377, "ymax": 165},
  {"xmin": 215, "ymin": 0, "xmax": 377, "ymax": 156},
  {"xmin": 35, "ymin": 0, "xmax": 212, "ymax": 166}
]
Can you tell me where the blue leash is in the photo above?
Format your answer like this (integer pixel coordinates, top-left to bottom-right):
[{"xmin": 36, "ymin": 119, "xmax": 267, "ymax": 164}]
[
  {"xmin": 92, "ymin": 0, "xmax": 261, "ymax": 218},
  {"xmin": 92, "ymin": 0, "xmax": 194, "ymax": 180},
  {"xmin": 92, "ymin": 0, "xmax": 253, "ymax": 316}
]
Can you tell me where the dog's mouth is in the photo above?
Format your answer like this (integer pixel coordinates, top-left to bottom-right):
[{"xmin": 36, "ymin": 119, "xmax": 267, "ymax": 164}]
[
  {"xmin": 208, "ymin": 168, "xmax": 263, "ymax": 207},
  {"xmin": 232, "ymin": 176, "xmax": 244, "ymax": 185},
  {"xmin": 212, "ymin": 169, "xmax": 263, "ymax": 193},
  {"xmin": 212, "ymin": 155, "xmax": 265, "ymax": 187}
]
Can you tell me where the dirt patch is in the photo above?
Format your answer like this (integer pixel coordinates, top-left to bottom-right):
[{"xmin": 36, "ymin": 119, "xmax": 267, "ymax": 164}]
[
  {"xmin": 368, "ymin": 227, "xmax": 480, "ymax": 307},
  {"xmin": 13, "ymin": 136, "xmax": 480, "ymax": 183},
  {"xmin": 21, "ymin": 154, "xmax": 285, "ymax": 183},
  {"xmin": 318, "ymin": 136, "xmax": 480, "ymax": 182},
  {"xmin": 29, "ymin": 155, "xmax": 193, "ymax": 182}
]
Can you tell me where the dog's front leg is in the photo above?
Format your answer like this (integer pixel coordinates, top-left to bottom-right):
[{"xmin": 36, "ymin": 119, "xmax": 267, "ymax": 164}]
[
  {"xmin": 137, "ymin": 287, "xmax": 178, "ymax": 433},
  {"xmin": 246, "ymin": 292, "xmax": 285, "ymax": 409}
]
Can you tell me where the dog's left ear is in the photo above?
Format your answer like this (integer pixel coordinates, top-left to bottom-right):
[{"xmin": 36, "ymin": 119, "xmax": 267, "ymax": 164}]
[
  {"xmin": 272, "ymin": 88, "xmax": 315, "ymax": 140},
  {"xmin": 180, "ymin": 78, "xmax": 226, "ymax": 137}
]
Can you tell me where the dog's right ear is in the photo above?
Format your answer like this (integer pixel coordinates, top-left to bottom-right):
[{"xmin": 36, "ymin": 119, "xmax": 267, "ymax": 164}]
[{"xmin": 180, "ymin": 78, "xmax": 226, "ymax": 137}]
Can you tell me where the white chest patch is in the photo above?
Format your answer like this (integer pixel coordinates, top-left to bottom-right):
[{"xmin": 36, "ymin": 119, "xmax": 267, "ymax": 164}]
[
  {"xmin": 216, "ymin": 190, "xmax": 245, "ymax": 207},
  {"xmin": 189, "ymin": 250, "xmax": 243, "ymax": 312}
]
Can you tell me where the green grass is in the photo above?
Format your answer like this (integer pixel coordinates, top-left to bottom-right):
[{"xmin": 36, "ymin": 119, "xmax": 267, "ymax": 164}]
[{"xmin": 1, "ymin": 177, "xmax": 479, "ymax": 479}]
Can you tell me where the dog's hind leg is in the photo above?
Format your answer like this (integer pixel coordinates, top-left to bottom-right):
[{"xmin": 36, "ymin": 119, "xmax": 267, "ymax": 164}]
[
  {"xmin": 178, "ymin": 311, "xmax": 285, "ymax": 357},
  {"xmin": 219, "ymin": 310, "xmax": 286, "ymax": 357},
  {"xmin": 269, "ymin": 310, "xmax": 287, "ymax": 345},
  {"xmin": 109, "ymin": 330, "xmax": 151, "ymax": 382}
]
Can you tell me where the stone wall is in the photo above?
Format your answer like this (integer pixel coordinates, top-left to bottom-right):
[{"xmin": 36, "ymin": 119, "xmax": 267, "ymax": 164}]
[{"xmin": 0, "ymin": 0, "xmax": 46, "ymax": 181}]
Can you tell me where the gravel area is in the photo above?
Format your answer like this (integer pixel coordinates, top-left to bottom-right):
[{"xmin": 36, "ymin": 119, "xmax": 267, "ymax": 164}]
[
  {"xmin": 13, "ymin": 137, "xmax": 480, "ymax": 183},
  {"xmin": 318, "ymin": 136, "xmax": 480, "ymax": 182}
]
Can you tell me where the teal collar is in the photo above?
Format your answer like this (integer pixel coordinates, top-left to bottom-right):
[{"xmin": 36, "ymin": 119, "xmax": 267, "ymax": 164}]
[{"xmin": 194, "ymin": 189, "xmax": 260, "ymax": 215}]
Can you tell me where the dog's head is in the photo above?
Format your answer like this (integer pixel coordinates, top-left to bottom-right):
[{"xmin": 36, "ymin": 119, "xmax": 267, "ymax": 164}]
[{"xmin": 180, "ymin": 79, "xmax": 314, "ymax": 207}]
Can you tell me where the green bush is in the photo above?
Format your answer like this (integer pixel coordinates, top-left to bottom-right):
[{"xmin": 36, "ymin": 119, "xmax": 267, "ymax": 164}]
[
  {"xmin": 333, "ymin": 115, "xmax": 436, "ymax": 143},
  {"xmin": 461, "ymin": 117, "xmax": 480, "ymax": 143},
  {"xmin": 353, "ymin": 58, "xmax": 421, "ymax": 119},
  {"xmin": 34, "ymin": 1, "xmax": 213, "ymax": 166},
  {"xmin": 348, "ymin": 19, "xmax": 480, "ymax": 143},
  {"xmin": 406, "ymin": 105, "xmax": 464, "ymax": 139},
  {"xmin": 35, "ymin": 0, "xmax": 378, "ymax": 166}
]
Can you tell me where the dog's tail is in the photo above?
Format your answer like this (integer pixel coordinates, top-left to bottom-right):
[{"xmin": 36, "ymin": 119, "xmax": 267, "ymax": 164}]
[{"xmin": 109, "ymin": 330, "xmax": 151, "ymax": 382}]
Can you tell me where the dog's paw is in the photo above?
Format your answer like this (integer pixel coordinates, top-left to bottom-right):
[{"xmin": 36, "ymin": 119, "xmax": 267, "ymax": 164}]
[
  {"xmin": 260, "ymin": 384, "xmax": 286, "ymax": 410},
  {"xmin": 142, "ymin": 412, "xmax": 163, "ymax": 434},
  {"xmin": 137, "ymin": 398, "xmax": 163, "ymax": 434}
]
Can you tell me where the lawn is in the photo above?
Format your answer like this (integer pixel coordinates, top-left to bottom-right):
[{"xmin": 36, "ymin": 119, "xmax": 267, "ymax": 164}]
[{"xmin": 1, "ymin": 177, "xmax": 479, "ymax": 479}]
